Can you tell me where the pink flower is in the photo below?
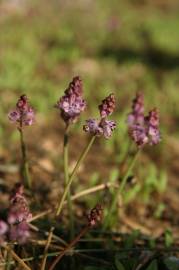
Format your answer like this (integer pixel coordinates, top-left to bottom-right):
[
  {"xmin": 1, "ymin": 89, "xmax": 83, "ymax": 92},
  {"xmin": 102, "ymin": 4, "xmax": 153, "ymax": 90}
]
[
  {"xmin": 8, "ymin": 95, "xmax": 35, "ymax": 127},
  {"xmin": 145, "ymin": 108, "xmax": 161, "ymax": 145},
  {"xmin": 8, "ymin": 183, "xmax": 32, "ymax": 225},
  {"xmin": 128, "ymin": 93, "xmax": 161, "ymax": 147}
]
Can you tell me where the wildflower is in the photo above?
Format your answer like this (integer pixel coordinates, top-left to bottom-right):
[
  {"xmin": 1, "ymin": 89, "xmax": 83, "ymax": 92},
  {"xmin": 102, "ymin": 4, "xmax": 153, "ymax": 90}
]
[
  {"xmin": 128, "ymin": 93, "xmax": 161, "ymax": 147},
  {"xmin": 7, "ymin": 183, "xmax": 32, "ymax": 225},
  {"xmin": 100, "ymin": 119, "xmax": 116, "ymax": 139},
  {"xmin": 127, "ymin": 92, "xmax": 144, "ymax": 126},
  {"xmin": 99, "ymin": 93, "xmax": 116, "ymax": 118},
  {"xmin": 84, "ymin": 93, "xmax": 116, "ymax": 139},
  {"xmin": 87, "ymin": 204, "xmax": 103, "ymax": 227},
  {"xmin": 83, "ymin": 119, "xmax": 103, "ymax": 137},
  {"xmin": 55, "ymin": 76, "xmax": 86, "ymax": 125},
  {"xmin": 8, "ymin": 95, "xmax": 35, "ymax": 127},
  {"xmin": 145, "ymin": 108, "xmax": 161, "ymax": 145}
]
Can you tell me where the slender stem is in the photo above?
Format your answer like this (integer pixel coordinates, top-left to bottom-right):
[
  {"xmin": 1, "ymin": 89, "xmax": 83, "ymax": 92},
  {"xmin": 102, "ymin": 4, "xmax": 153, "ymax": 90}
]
[
  {"xmin": 49, "ymin": 226, "xmax": 89, "ymax": 270},
  {"xmin": 63, "ymin": 126, "xmax": 74, "ymax": 239},
  {"xmin": 55, "ymin": 136, "xmax": 96, "ymax": 217},
  {"xmin": 40, "ymin": 227, "xmax": 54, "ymax": 270},
  {"xmin": 19, "ymin": 127, "xmax": 31, "ymax": 189},
  {"xmin": 3, "ymin": 245, "xmax": 31, "ymax": 270},
  {"xmin": 103, "ymin": 149, "xmax": 140, "ymax": 230}
]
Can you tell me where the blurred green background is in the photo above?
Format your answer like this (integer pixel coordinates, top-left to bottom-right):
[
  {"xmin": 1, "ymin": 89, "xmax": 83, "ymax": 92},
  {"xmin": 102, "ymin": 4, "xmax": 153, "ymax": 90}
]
[{"xmin": 0, "ymin": 0, "xmax": 179, "ymax": 225}]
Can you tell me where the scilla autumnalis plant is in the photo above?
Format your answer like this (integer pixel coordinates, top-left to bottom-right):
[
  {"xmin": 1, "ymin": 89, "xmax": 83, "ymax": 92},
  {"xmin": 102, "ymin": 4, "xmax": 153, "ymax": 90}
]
[
  {"xmin": 55, "ymin": 85, "xmax": 116, "ymax": 219},
  {"xmin": 8, "ymin": 95, "xmax": 35, "ymax": 189},
  {"xmin": 103, "ymin": 92, "xmax": 161, "ymax": 229}
]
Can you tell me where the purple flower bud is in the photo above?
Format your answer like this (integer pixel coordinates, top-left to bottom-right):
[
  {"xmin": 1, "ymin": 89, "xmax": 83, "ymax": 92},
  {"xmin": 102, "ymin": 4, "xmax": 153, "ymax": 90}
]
[
  {"xmin": 145, "ymin": 108, "xmax": 161, "ymax": 145},
  {"xmin": 98, "ymin": 93, "xmax": 116, "ymax": 118},
  {"xmin": 87, "ymin": 204, "xmax": 103, "ymax": 227},
  {"xmin": 8, "ymin": 183, "xmax": 32, "ymax": 225},
  {"xmin": 55, "ymin": 76, "xmax": 86, "ymax": 125},
  {"xmin": 9, "ymin": 221, "xmax": 30, "ymax": 244},
  {"xmin": 8, "ymin": 95, "xmax": 35, "ymax": 127},
  {"xmin": 65, "ymin": 76, "xmax": 83, "ymax": 96},
  {"xmin": 128, "ymin": 92, "xmax": 144, "ymax": 126}
]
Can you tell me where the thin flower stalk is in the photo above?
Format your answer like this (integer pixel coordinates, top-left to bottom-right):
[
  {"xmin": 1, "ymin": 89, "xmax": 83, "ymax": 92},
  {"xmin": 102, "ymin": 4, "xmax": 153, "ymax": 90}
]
[
  {"xmin": 8, "ymin": 95, "xmax": 35, "ymax": 189},
  {"xmin": 63, "ymin": 126, "xmax": 74, "ymax": 239},
  {"xmin": 103, "ymin": 149, "xmax": 140, "ymax": 230},
  {"xmin": 55, "ymin": 135, "xmax": 96, "ymax": 216},
  {"xmin": 19, "ymin": 127, "xmax": 31, "ymax": 189},
  {"xmin": 40, "ymin": 227, "xmax": 54, "ymax": 270}
]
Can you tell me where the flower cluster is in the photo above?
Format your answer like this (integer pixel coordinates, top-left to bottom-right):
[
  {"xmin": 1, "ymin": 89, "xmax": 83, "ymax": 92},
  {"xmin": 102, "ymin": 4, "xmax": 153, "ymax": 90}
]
[
  {"xmin": 87, "ymin": 204, "xmax": 103, "ymax": 227},
  {"xmin": 0, "ymin": 184, "xmax": 32, "ymax": 245},
  {"xmin": 8, "ymin": 95, "xmax": 35, "ymax": 127},
  {"xmin": 55, "ymin": 76, "xmax": 86, "ymax": 125},
  {"xmin": 128, "ymin": 92, "xmax": 161, "ymax": 147},
  {"xmin": 8, "ymin": 183, "xmax": 32, "ymax": 224},
  {"xmin": 83, "ymin": 93, "xmax": 116, "ymax": 139}
]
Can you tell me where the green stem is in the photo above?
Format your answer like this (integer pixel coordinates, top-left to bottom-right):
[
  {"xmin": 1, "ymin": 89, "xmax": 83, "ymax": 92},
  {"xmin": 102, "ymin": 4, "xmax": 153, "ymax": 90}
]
[
  {"xmin": 55, "ymin": 136, "xmax": 96, "ymax": 217},
  {"xmin": 103, "ymin": 149, "xmax": 140, "ymax": 230},
  {"xmin": 64, "ymin": 126, "xmax": 74, "ymax": 239},
  {"xmin": 40, "ymin": 227, "xmax": 54, "ymax": 270},
  {"xmin": 19, "ymin": 127, "xmax": 31, "ymax": 189}
]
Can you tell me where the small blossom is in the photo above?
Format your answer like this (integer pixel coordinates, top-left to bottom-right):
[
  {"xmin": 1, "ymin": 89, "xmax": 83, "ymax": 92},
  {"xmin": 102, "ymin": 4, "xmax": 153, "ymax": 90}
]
[
  {"xmin": 9, "ymin": 222, "xmax": 30, "ymax": 244},
  {"xmin": 129, "ymin": 124, "xmax": 149, "ymax": 147},
  {"xmin": 87, "ymin": 204, "xmax": 103, "ymax": 227},
  {"xmin": 83, "ymin": 118, "xmax": 116, "ymax": 139},
  {"xmin": 7, "ymin": 183, "xmax": 32, "ymax": 225},
  {"xmin": 145, "ymin": 108, "xmax": 161, "ymax": 145},
  {"xmin": 100, "ymin": 119, "xmax": 116, "ymax": 139},
  {"xmin": 55, "ymin": 76, "xmax": 86, "ymax": 125},
  {"xmin": 128, "ymin": 92, "xmax": 144, "ymax": 126},
  {"xmin": 84, "ymin": 93, "xmax": 116, "ymax": 139},
  {"xmin": 83, "ymin": 119, "xmax": 103, "ymax": 137},
  {"xmin": 99, "ymin": 93, "xmax": 116, "ymax": 118},
  {"xmin": 8, "ymin": 95, "xmax": 35, "ymax": 127}
]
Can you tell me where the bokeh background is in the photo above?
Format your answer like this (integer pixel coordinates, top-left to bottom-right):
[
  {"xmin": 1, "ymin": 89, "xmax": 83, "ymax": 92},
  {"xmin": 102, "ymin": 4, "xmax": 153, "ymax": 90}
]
[{"xmin": 0, "ymin": 0, "xmax": 179, "ymax": 236}]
